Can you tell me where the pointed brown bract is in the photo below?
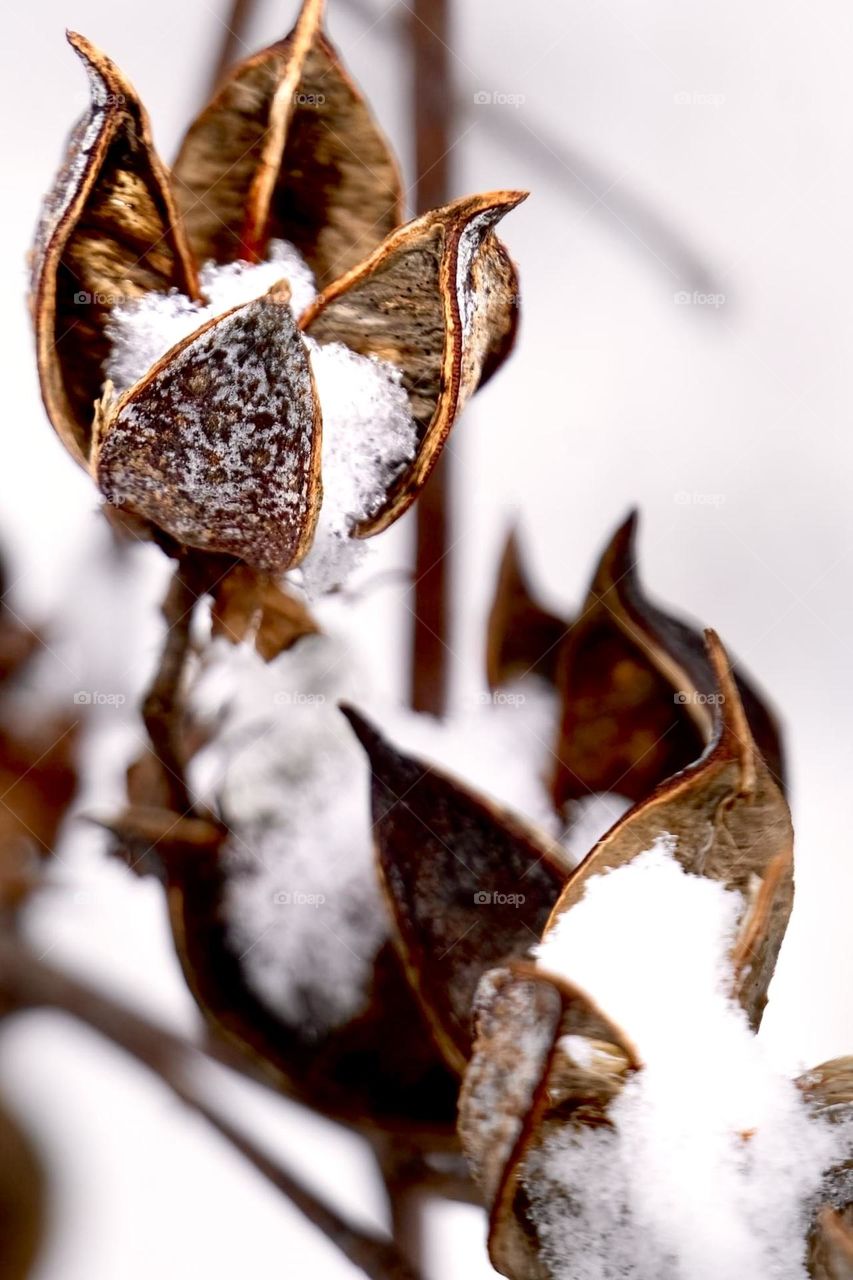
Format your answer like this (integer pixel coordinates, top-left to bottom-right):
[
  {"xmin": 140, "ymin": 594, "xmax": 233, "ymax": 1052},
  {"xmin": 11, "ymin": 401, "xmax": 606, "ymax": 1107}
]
[
  {"xmin": 30, "ymin": 33, "xmax": 198, "ymax": 465},
  {"xmin": 342, "ymin": 706, "xmax": 569, "ymax": 1075},
  {"xmin": 546, "ymin": 630, "xmax": 793, "ymax": 1030},
  {"xmin": 458, "ymin": 961, "xmax": 638, "ymax": 1278},
  {"xmin": 210, "ymin": 564, "xmax": 318, "ymax": 661},
  {"xmin": 799, "ymin": 1058, "xmax": 853, "ymax": 1277},
  {"xmin": 551, "ymin": 512, "xmax": 785, "ymax": 811},
  {"xmin": 486, "ymin": 529, "xmax": 568, "ymax": 689},
  {"xmin": 171, "ymin": 0, "xmax": 402, "ymax": 288},
  {"xmin": 303, "ymin": 191, "xmax": 526, "ymax": 536},
  {"xmin": 93, "ymin": 284, "xmax": 322, "ymax": 572}
]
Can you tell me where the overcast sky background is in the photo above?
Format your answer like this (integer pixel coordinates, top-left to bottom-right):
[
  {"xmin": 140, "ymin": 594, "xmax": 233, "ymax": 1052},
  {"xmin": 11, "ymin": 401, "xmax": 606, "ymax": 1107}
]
[{"xmin": 2, "ymin": 0, "xmax": 853, "ymax": 1275}]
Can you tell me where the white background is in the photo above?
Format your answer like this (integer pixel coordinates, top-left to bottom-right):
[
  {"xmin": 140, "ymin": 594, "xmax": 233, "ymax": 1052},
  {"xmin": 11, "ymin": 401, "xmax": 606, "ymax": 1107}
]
[{"xmin": 1, "ymin": 0, "xmax": 852, "ymax": 1275}]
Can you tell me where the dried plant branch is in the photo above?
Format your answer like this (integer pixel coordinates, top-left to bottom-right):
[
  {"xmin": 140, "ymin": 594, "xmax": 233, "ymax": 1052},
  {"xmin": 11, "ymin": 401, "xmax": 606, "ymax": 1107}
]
[
  {"xmin": 141, "ymin": 558, "xmax": 202, "ymax": 815},
  {"xmin": 0, "ymin": 931, "xmax": 422, "ymax": 1280},
  {"xmin": 409, "ymin": 0, "xmax": 453, "ymax": 717}
]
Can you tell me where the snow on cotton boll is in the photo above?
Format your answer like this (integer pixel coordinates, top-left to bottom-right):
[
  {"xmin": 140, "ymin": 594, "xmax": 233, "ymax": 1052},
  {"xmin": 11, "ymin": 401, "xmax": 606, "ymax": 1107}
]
[
  {"xmin": 531, "ymin": 841, "xmax": 845, "ymax": 1280},
  {"xmin": 189, "ymin": 630, "xmax": 390, "ymax": 1038},
  {"xmin": 297, "ymin": 340, "xmax": 417, "ymax": 596},
  {"xmin": 104, "ymin": 240, "xmax": 318, "ymax": 396}
]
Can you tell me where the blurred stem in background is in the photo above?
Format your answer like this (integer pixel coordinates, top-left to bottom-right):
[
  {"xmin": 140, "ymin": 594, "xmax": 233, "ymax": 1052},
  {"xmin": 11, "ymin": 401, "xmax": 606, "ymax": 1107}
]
[{"xmin": 409, "ymin": 0, "xmax": 453, "ymax": 716}]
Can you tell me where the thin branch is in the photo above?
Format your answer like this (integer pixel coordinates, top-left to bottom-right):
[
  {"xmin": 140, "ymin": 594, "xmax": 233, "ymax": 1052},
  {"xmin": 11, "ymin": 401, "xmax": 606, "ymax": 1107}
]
[
  {"xmin": 409, "ymin": 0, "xmax": 453, "ymax": 717},
  {"xmin": 0, "ymin": 932, "xmax": 422, "ymax": 1280},
  {"xmin": 209, "ymin": 0, "xmax": 259, "ymax": 95},
  {"xmin": 141, "ymin": 559, "xmax": 200, "ymax": 815}
]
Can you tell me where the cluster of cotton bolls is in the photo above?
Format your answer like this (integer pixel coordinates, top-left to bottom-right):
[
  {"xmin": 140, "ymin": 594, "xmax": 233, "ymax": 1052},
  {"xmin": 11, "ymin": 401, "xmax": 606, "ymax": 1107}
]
[
  {"xmin": 530, "ymin": 841, "xmax": 850, "ymax": 1280},
  {"xmin": 188, "ymin": 605, "xmax": 573, "ymax": 1038},
  {"xmin": 104, "ymin": 240, "xmax": 418, "ymax": 596}
]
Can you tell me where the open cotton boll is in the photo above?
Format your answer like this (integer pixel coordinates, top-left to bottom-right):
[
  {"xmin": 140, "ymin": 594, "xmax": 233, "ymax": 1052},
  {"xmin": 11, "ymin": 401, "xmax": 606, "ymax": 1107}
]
[
  {"xmin": 531, "ymin": 842, "xmax": 844, "ymax": 1280},
  {"xmin": 104, "ymin": 240, "xmax": 318, "ymax": 395},
  {"xmin": 189, "ymin": 631, "xmax": 388, "ymax": 1037},
  {"xmin": 297, "ymin": 340, "xmax": 416, "ymax": 596}
]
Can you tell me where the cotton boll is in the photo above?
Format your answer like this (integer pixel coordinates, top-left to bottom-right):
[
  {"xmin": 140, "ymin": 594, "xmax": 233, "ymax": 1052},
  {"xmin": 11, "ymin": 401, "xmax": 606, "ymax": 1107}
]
[
  {"xmin": 297, "ymin": 341, "xmax": 417, "ymax": 597},
  {"xmin": 531, "ymin": 843, "xmax": 844, "ymax": 1280},
  {"xmin": 190, "ymin": 631, "xmax": 388, "ymax": 1037}
]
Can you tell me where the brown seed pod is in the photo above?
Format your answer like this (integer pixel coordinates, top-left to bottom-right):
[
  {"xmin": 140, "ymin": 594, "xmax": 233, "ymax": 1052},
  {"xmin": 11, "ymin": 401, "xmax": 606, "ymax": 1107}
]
[
  {"xmin": 551, "ymin": 512, "xmax": 785, "ymax": 812},
  {"xmin": 92, "ymin": 284, "xmax": 322, "ymax": 572},
  {"xmin": 302, "ymin": 191, "xmax": 526, "ymax": 535},
  {"xmin": 799, "ymin": 1058, "xmax": 853, "ymax": 1277},
  {"xmin": 809, "ymin": 1209, "xmax": 853, "ymax": 1280},
  {"xmin": 30, "ymin": 33, "xmax": 198, "ymax": 465},
  {"xmin": 171, "ymin": 0, "xmax": 402, "ymax": 287},
  {"xmin": 546, "ymin": 630, "xmax": 793, "ymax": 1031},
  {"xmin": 342, "ymin": 706, "xmax": 570, "ymax": 1075},
  {"xmin": 486, "ymin": 529, "xmax": 568, "ymax": 690}
]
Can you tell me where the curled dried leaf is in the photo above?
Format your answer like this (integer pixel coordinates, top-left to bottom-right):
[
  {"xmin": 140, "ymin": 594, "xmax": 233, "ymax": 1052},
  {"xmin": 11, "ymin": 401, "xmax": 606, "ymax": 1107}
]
[
  {"xmin": 31, "ymin": 32, "xmax": 198, "ymax": 464},
  {"xmin": 342, "ymin": 706, "xmax": 569, "ymax": 1075},
  {"xmin": 93, "ymin": 285, "xmax": 322, "ymax": 571},
  {"xmin": 486, "ymin": 529, "xmax": 568, "ymax": 689},
  {"xmin": 809, "ymin": 1208, "xmax": 853, "ymax": 1280},
  {"xmin": 171, "ymin": 0, "xmax": 402, "ymax": 287},
  {"xmin": 210, "ymin": 565, "xmax": 318, "ymax": 661},
  {"xmin": 551, "ymin": 512, "xmax": 785, "ymax": 812},
  {"xmin": 458, "ymin": 961, "xmax": 638, "ymax": 1278},
  {"xmin": 545, "ymin": 630, "xmax": 793, "ymax": 1030},
  {"xmin": 302, "ymin": 191, "xmax": 525, "ymax": 535}
]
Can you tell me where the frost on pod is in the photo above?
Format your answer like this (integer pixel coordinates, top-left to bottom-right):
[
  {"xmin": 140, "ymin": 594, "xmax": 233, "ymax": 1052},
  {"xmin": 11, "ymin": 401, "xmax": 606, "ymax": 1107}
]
[{"xmin": 530, "ymin": 843, "xmax": 844, "ymax": 1280}]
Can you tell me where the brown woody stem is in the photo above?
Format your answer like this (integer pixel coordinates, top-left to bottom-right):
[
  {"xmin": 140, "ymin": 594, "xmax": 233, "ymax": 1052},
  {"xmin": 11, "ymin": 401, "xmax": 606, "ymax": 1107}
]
[
  {"xmin": 141, "ymin": 558, "xmax": 200, "ymax": 815},
  {"xmin": 409, "ymin": 0, "xmax": 453, "ymax": 716},
  {"xmin": 0, "ymin": 932, "xmax": 422, "ymax": 1280}
]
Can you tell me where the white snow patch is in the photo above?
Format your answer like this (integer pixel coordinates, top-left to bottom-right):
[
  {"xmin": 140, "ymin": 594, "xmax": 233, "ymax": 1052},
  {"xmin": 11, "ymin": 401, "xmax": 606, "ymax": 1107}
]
[
  {"xmin": 297, "ymin": 340, "xmax": 416, "ymax": 596},
  {"xmin": 104, "ymin": 240, "xmax": 318, "ymax": 396},
  {"xmin": 531, "ymin": 841, "xmax": 845, "ymax": 1280}
]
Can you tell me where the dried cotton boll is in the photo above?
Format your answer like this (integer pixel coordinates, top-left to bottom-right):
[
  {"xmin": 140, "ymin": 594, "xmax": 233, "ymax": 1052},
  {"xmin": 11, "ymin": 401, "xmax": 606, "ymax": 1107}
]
[
  {"xmin": 189, "ymin": 632, "xmax": 389, "ymax": 1037},
  {"xmin": 532, "ymin": 843, "xmax": 844, "ymax": 1280},
  {"xmin": 104, "ymin": 240, "xmax": 318, "ymax": 395},
  {"xmin": 297, "ymin": 340, "xmax": 417, "ymax": 597}
]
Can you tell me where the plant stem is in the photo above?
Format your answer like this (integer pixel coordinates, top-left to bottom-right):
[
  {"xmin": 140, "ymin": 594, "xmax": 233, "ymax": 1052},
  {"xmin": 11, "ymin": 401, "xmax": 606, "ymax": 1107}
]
[
  {"xmin": 409, "ymin": 0, "xmax": 453, "ymax": 717},
  {"xmin": 0, "ymin": 932, "xmax": 422, "ymax": 1280},
  {"xmin": 209, "ymin": 0, "xmax": 258, "ymax": 94},
  {"xmin": 141, "ymin": 559, "xmax": 200, "ymax": 815}
]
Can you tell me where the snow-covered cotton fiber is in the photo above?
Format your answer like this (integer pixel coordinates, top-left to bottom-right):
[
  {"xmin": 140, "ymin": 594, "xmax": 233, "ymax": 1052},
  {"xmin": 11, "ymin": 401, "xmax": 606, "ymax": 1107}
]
[
  {"xmin": 531, "ymin": 840, "xmax": 846, "ymax": 1280},
  {"xmin": 105, "ymin": 240, "xmax": 318, "ymax": 395},
  {"xmin": 297, "ymin": 340, "xmax": 416, "ymax": 595},
  {"xmin": 190, "ymin": 630, "xmax": 389, "ymax": 1038},
  {"xmin": 105, "ymin": 242, "xmax": 417, "ymax": 595}
]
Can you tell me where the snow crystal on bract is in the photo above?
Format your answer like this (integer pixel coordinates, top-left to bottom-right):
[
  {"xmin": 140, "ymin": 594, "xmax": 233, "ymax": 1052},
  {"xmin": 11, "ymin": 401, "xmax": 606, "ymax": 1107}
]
[
  {"xmin": 297, "ymin": 341, "xmax": 416, "ymax": 596},
  {"xmin": 532, "ymin": 843, "xmax": 843, "ymax": 1280},
  {"xmin": 189, "ymin": 632, "xmax": 388, "ymax": 1037},
  {"xmin": 105, "ymin": 240, "xmax": 318, "ymax": 395}
]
